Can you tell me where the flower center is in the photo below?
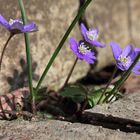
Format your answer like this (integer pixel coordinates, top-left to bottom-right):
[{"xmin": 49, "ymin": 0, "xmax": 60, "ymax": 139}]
[
  {"xmin": 78, "ymin": 42, "xmax": 90, "ymax": 54},
  {"xmin": 86, "ymin": 29, "xmax": 98, "ymax": 41},
  {"xmin": 9, "ymin": 19, "xmax": 23, "ymax": 26},
  {"xmin": 118, "ymin": 55, "xmax": 131, "ymax": 66}
]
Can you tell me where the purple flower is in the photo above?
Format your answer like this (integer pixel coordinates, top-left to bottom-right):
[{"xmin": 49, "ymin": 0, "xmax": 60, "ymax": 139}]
[
  {"xmin": 80, "ymin": 23, "xmax": 105, "ymax": 48},
  {"xmin": 110, "ymin": 42, "xmax": 140, "ymax": 74},
  {"xmin": 0, "ymin": 15, "xmax": 38, "ymax": 34},
  {"xmin": 70, "ymin": 37, "xmax": 96, "ymax": 64}
]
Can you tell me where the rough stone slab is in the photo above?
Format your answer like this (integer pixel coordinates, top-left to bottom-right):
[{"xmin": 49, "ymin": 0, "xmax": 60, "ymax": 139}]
[
  {"xmin": 86, "ymin": 92, "xmax": 140, "ymax": 122},
  {"xmin": 0, "ymin": 93, "xmax": 140, "ymax": 140},
  {"xmin": 0, "ymin": 119, "xmax": 139, "ymax": 140}
]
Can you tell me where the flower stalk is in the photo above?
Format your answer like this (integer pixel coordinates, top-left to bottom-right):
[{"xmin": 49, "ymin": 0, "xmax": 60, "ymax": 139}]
[
  {"xmin": 97, "ymin": 65, "xmax": 118, "ymax": 104},
  {"xmin": 0, "ymin": 33, "xmax": 14, "ymax": 70},
  {"xmin": 35, "ymin": 0, "xmax": 92, "ymax": 92},
  {"xmin": 18, "ymin": 0, "xmax": 35, "ymax": 114},
  {"xmin": 63, "ymin": 57, "xmax": 78, "ymax": 88},
  {"xmin": 104, "ymin": 52, "xmax": 140, "ymax": 103}
]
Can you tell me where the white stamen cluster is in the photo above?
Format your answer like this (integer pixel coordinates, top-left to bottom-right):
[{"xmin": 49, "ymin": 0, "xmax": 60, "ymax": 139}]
[
  {"xmin": 118, "ymin": 55, "xmax": 131, "ymax": 66},
  {"xmin": 9, "ymin": 19, "xmax": 23, "ymax": 25},
  {"xmin": 78, "ymin": 42, "xmax": 90, "ymax": 54},
  {"xmin": 86, "ymin": 29, "xmax": 98, "ymax": 41}
]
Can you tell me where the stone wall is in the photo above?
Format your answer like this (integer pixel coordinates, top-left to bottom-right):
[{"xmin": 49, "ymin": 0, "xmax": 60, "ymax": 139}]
[
  {"xmin": 0, "ymin": 0, "xmax": 90, "ymax": 94},
  {"xmin": 86, "ymin": 0, "xmax": 140, "ymax": 71}
]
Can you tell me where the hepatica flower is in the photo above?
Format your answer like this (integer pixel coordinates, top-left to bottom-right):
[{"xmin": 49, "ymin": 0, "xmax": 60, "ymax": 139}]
[
  {"xmin": 80, "ymin": 23, "xmax": 105, "ymax": 48},
  {"xmin": 0, "ymin": 15, "xmax": 37, "ymax": 34},
  {"xmin": 70, "ymin": 37, "xmax": 96, "ymax": 64},
  {"xmin": 110, "ymin": 42, "xmax": 140, "ymax": 74}
]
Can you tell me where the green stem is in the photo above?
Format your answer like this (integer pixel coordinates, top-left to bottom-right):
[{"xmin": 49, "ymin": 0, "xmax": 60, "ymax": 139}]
[
  {"xmin": 97, "ymin": 66, "xmax": 118, "ymax": 104},
  {"xmin": 18, "ymin": 0, "xmax": 35, "ymax": 114},
  {"xmin": 107, "ymin": 72, "xmax": 131, "ymax": 102},
  {"xmin": 35, "ymin": 0, "xmax": 92, "ymax": 92},
  {"xmin": 63, "ymin": 57, "xmax": 78, "ymax": 88},
  {"xmin": 104, "ymin": 53, "xmax": 140, "ymax": 103},
  {"xmin": 0, "ymin": 34, "xmax": 14, "ymax": 71}
]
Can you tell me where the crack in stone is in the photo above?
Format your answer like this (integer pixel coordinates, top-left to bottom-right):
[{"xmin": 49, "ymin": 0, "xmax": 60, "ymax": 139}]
[{"xmin": 79, "ymin": 112, "xmax": 140, "ymax": 134}]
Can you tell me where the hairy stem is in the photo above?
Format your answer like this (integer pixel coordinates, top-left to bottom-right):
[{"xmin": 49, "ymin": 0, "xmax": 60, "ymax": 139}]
[{"xmin": 0, "ymin": 34, "xmax": 14, "ymax": 71}]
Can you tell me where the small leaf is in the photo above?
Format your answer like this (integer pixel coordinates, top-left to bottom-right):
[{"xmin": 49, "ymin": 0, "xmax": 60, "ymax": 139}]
[
  {"xmin": 88, "ymin": 87, "xmax": 103, "ymax": 96},
  {"xmin": 88, "ymin": 88, "xmax": 104, "ymax": 105},
  {"xmin": 61, "ymin": 85, "xmax": 87, "ymax": 103},
  {"xmin": 88, "ymin": 98, "xmax": 95, "ymax": 108}
]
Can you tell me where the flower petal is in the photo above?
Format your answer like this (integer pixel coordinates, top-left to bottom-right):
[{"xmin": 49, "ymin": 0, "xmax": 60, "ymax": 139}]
[
  {"xmin": 76, "ymin": 52, "xmax": 84, "ymax": 59},
  {"xmin": 122, "ymin": 45, "xmax": 133, "ymax": 57},
  {"xmin": 110, "ymin": 42, "xmax": 122, "ymax": 60},
  {"xmin": 84, "ymin": 56, "xmax": 94, "ymax": 64},
  {"xmin": 0, "ymin": 15, "xmax": 10, "ymax": 29},
  {"xmin": 132, "ymin": 62, "xmax": 140, "ymax": 75},
  {"xmin": 22, "ymin": 23, "xmax": 38, "ymax": 33},
  {"xmin": 92, "ymin": 40, "xmax": 105, "ymax": 48},
  {"xmin": 134, "ymin": 48, "xmax": 140, "ymax": 52},
  {"xmin": 69, "ymin": 38, "xmax": 85, "ymax": 59},
  {"xmin": 69, "ymin": 37, "xmax": 78, "ymax": 53},
  {"xmin": 116, "ymin": 61, "xmax": 127, "ymax": 71},
  {"xmin": 10, "ymin": 21, "xmax": 23, "ymax": 31},
  {"xmin": 86, "ymin": 52, "xmax": 96, "ymax": 59},
  {"xmin": 132, "ymin": 68, "xmax": 140, "ymax": 75},
  {"xmin": 80, "ymin": 23, "xmax": 88, "ymax": 39},
  {"xmin": 134, "ymin": 48, "xmax": 140, "ymax": 56}
]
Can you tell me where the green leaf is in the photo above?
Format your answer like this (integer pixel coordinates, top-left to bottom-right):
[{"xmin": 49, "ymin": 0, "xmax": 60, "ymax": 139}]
[
  {"xmin": 88, "ymin": 88, "xmax": 104, "ymax": 106},
  {"xmin": 61, "ymin": 85, "xmax": 87, "ymax": 103},
  {"xmin": 88, "ymin": 98, "xmax": 95, "ymax": 108}
]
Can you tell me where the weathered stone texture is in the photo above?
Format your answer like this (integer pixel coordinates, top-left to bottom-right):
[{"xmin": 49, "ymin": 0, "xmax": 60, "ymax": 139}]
[
  {"xmin": 86, "ymin": 0, "xmax": 140, "ymax": 71},
  {"xmin": 0, "ymin": 0, "xmax": 140, "ymax": 94},
  {"xmin": 87, "ymin": 92, "xmax": 140, "ymax": 122},
  {"xmin": 0, "ymin": 92, "xmax": 140, "ymax": 140},
  {"xmin": 0, "ymin": 0, "xmax": 90, "ymax": 94}
]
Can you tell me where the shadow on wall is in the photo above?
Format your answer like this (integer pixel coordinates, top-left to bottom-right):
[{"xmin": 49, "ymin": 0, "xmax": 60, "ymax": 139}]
[{"xmin": 7, "ymin": 58, "xmax": 39, "ymax": 92}]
